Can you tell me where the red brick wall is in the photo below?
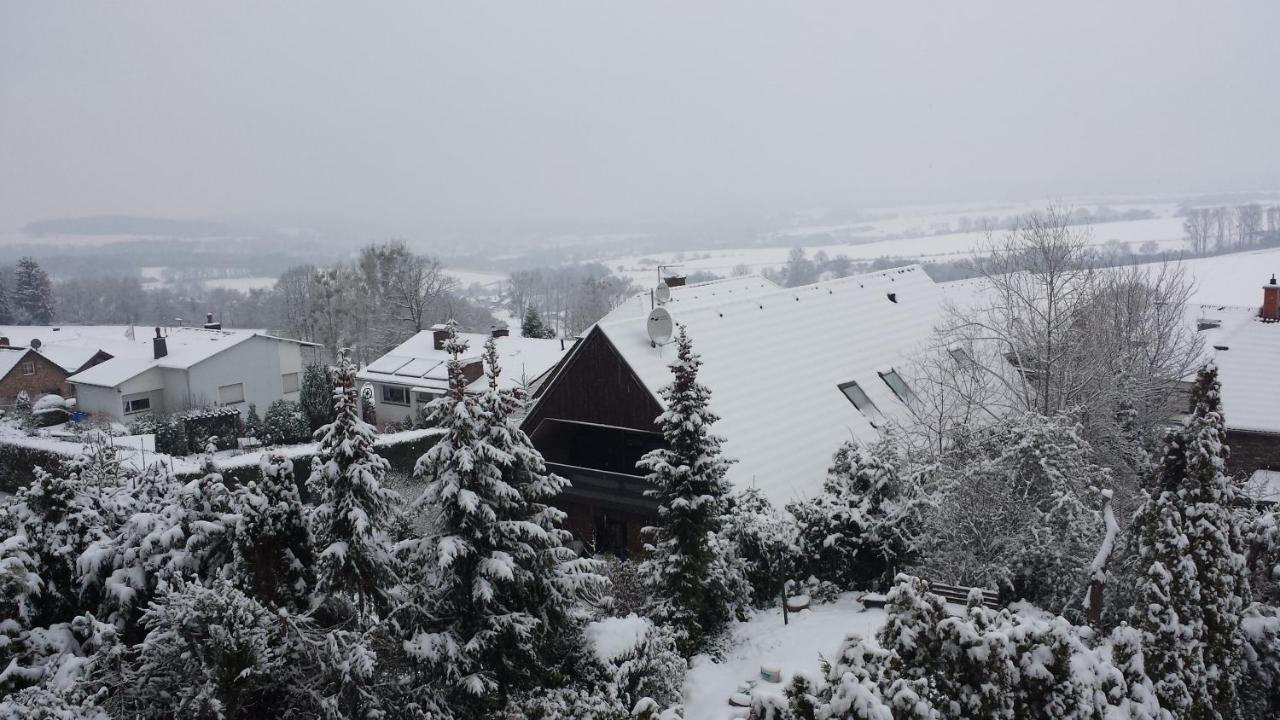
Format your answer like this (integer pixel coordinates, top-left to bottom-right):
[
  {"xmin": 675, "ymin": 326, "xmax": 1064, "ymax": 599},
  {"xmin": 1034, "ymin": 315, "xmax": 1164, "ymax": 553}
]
[{"xmin": 0, "ymin": 350, "xmax": 73, "ymax": 406}]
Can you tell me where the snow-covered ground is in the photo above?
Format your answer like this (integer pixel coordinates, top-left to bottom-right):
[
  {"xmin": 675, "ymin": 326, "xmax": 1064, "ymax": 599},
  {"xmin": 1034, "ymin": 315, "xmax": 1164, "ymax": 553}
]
[
  {"xmin": 1152, "ymin": 246, "xmax": 1280, "ymax": 307},
  {"xmin": 684, "ymin": 596, "xmax": 887, "ymax": 720},
  {"xmin": 597, "ymin": 210, "xmax": 1193, "ymax": 287}
]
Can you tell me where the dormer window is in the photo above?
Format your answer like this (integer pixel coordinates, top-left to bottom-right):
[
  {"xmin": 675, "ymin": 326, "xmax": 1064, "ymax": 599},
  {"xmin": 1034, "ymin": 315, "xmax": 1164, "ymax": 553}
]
[
  {"xmin": 948, "ymin": 346, "xmax": 971, "ymax": 365},
  {"xmin": 879, "ymin": 369, "xmax": 912, "ymax": 403},
  {"xmin": 838, "ymin": 381, "xmax": 884, "ymax": 426}
]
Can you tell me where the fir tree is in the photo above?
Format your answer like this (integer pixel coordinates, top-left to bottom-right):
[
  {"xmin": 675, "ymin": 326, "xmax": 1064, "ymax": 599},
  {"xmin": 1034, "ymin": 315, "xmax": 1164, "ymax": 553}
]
[
  {"xmin": 263, "ymin": 399, "xmax": 310, "ymax": 445},
  {"xmin": 232, "ymin": 453, "xmax": 313, "ymax": 610},
  {"xmin": 299, "ymin": 362, "xmax": 336, "ymax": 431},
  {"xmin": 405, "ymin": 323, "xmax": 606, "ymax": 702},
  {"xmin": 12, "ymin": 257, "xmax": 53, "ymax": 325},
  {"xmin": 521, "ymin": 303, "xmax": 554, "ymax": 339},
  {"xmin": 242, "ymin": 402, "xmax": 263, "ymax": 440},
  {"xmin": 638, "ymin": 324, "xmax": 743, "ymax": 655},
  {"xmin": 306, "ymin": 347, "xmax": 401, "ymax": 622}
]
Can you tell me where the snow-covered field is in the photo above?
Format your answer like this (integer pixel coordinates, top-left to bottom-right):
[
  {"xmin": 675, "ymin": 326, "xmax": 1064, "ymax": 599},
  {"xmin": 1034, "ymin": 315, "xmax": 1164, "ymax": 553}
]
[
  {"xmin": 684, "ymin": 596, "xmax": 886, "ymax": 720},
  {"xmin": 1155, "ymin": 246, "xmax": 1280, "ymax": 307},
  {"xmin": 589, "ymin": 198, "xmax": 1205, "ymax": 287}
]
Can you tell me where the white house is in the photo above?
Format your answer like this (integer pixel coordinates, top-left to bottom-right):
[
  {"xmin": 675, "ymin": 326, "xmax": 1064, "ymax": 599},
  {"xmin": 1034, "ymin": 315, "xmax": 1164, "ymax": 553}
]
[
  {"xmin": 67, "ymin": 324, "xmax": 320, "ymax": 423},
  {"xmin": 356, "ymin": 324, "xmax": 571, "ymax": 428}
]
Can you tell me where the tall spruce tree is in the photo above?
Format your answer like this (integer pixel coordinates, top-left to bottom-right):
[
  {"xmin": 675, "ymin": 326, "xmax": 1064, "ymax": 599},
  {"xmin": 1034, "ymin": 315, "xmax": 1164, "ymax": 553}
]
[
  {"xmin": 1129, "ymin": 363, "xmax": 1250, "ymax": 718},
  {"xmin": 1181, "ymin": 362, "xmax": 1250, "ymax": 715},
  {"xmin": 404, "ymin": 323, "xmax": 605, "ymax": 703},
  {"xmin": 12, "ymin": 257, "xmax": 53, "ymax": 325},
  {"xmin": 306, "ymin": 347, "xmax": 401, "ymax": 622},
  {"xmin": 638, "ymin": 324, "xmax": 743, "ymax": 655}
]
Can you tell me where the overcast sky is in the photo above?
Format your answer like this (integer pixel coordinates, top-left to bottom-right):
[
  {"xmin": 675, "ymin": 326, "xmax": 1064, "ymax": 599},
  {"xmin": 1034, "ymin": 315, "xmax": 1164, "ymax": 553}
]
[{"xmin": 2, "ymin": 1, "xmax": 1278, "ymax": 233}]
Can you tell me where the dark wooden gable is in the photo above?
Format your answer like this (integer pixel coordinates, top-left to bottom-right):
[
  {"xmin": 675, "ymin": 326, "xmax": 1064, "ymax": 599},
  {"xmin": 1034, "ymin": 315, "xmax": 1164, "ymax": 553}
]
[{"xmin": 523, "ymin": 325, "xmax": 663, "ymax": 434}]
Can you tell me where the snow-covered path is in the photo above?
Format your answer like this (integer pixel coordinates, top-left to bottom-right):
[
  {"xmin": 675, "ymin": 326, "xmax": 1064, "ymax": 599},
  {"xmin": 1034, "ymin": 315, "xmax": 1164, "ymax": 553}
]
[{"xmin": 684, "ymin": 595, "xmax": 887, "ymax": 720}]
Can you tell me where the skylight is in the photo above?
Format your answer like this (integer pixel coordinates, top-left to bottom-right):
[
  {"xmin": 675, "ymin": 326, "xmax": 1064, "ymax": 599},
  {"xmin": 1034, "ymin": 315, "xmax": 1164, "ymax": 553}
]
[
  {"xmin": 948, "ymin": 346, "xmax": 971, "ymax": 365},
  {"xmin": 838, "ymin": 381, "xmax": 884, "ymax": 425},
  {"xmin": 879, "ymin": 369, "xmax": 912, "ymax": 403}
]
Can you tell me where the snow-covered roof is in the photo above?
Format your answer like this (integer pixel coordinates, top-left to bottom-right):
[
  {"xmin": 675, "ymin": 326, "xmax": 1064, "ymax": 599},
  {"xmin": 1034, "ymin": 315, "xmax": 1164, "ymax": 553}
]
[
  {"xmin": 357, "ymin": 331, "xmax": 570, "ymax": 394},
  {"xmin": 1243, "ymin": 469, "xmax": 1280, "ymax": 505},
  {"xmin": 596, "ymin": 265, "xmax": 943, "ymax": 505},
  {"xmin": 1212, "ymin": 318, "xmax": 1280, "ymax": 434},
  {"xmin": 598, "ymin": 275, "xmax": 783, "ymax": 327},
  {"xmin": 65, "ymin": 327, "xmax": 314, "ymax": 388},
  {"xmin": 0, "ymin": 348, "xmax": 32, "ymax": 379}
]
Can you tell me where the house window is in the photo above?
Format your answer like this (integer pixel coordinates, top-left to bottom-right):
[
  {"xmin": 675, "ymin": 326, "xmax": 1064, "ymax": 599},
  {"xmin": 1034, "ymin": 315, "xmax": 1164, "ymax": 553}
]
[
  {"xmin": 123, "ymin": 397, "xmax": 151, "ymax": 415},
  {"xmin": 282, "ymin": 372, "xmax": 300, "ymax": 393},
  {"xmin": 21, "ymin": 362, "xmax": 35, "ymax": 376},
  {"xmin": 838, "ymin": 381, "xmax": 884, "ymax": 425},
  {"xmin": 416, "ymin": 391, "xmax": 440, "ymax": 404},
  {"xmin": 948, "ymin": 346, "xmax": 971, "ymax": 365},
  {"xmin": 879, "ymin": 369, "xmax": 912, "ymax": 403},
  {"xmin": 381, "ymin": 385, "xmax": 409, "ymax": 405},
  {"xmin": 218, "ymin": 382, "xmax": 245, "ymax": 405}
]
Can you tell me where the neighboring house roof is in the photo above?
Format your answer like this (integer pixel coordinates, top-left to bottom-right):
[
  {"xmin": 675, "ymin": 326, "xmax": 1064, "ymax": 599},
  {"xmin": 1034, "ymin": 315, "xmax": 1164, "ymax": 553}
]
[
  {"xmin": 590, "ymin": 265, "xmax": 942, "ymax": 506},
  {"xmin": 1213, "ymin": 318, "xmax": 1280, "ymax": 434},
  {"xmin": 598, "ymin": 275, "xmax": 783, "ymax": 327},
  {"xmin": 64, "ymin": 327, "xmax": 316, "ymax": 388},
  {"xmin": 0, "ymin": 348, "xmax": 34, "ymax": 380},
  {"xmin": 1243, "ymin": 469, "xmax": 1280, "ymax": 505},
  {"xmin": 357, "ymin": 331, "xmax": 571, "ymax": 394}
]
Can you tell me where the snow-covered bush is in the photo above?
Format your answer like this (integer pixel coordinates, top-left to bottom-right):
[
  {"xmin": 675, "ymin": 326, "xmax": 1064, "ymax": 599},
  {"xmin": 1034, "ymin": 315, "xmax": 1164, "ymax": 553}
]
[
  {"xmin": 231, "ymin": 453, "xmax": 313, "ymax": 610},
  {"xmin": 262, "ymin": 399, "xmax": 310, "ymax": 446},
  {"xmin": 501, "ymin": 617, "xmax": 685, "ymax": 720},
  {"xmin": 152, "ymin": 415, "xmax": 187, "ymax": 456},
  {"xmin": 241, "ymin": 403, "xmax": 263, "ymax": 440},
  {"xmin": 29, "ymin": 395, "xmax": 69, "ymax": 427},
  {"xmin": 0, "ymin": 685, "xmax": 110, "ymax": 719},
  {"xmin": 919, "ymin": 412, "xmax": 1105, "ymax": 614},
  {"xmin": 722, "ymin": 487, "xmax": 800, "ymax": 608},
  {"xmin": 787, "ymin": 439, "xmax": 927, "ymax": 592}
]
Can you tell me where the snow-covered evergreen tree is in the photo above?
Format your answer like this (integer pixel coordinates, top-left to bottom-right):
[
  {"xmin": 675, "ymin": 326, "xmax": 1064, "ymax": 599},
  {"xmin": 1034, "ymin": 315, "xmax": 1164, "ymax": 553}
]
[
  {"xmin": 12, "ymin": 257, "xmax": 53, "ymax": 325},
  {"xmin": 306, "ymin": 347, "xmax": 401, "ymax": 622},
  {"xmin": 722, "ymin": 487, "xmax": 798, "ymax": 608},
  {"xmin": 520, "ymin": 303, "xmax": 555, "ymax": 339},
  {"xmin": 232, "ymin": 453, "xmax": 313, "ymax": 610},
  {"xmin": 637, "ymin": 324, "xmax": 744, "ymax": 655},
  {"xmin": 242, "ymin": 403, "xmax": 263, "ymax": 440},
  {"xmin": 405, "ymin": 325, "xmax": 605, "ymax": 702},
  {"xmin": 299, "ymin": 362, "xmax": 336, "ymax": 431},
  {"xmin": 1182, "ymin": 362, "xmax": 1250, "ymax": 715}
]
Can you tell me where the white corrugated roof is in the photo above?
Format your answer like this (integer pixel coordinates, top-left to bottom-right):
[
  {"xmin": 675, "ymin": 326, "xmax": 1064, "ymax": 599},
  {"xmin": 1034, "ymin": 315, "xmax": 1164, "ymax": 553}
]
[
  {"xmin": 1214, "ymin": 318, "xmax": 1280, "ymax": 434},
  {"xmin": 357, "ymin": 331, "xmax": 569, "ymax": 393},
  {"xmin": 597, "ymin": 265, "xmax": 942, "ymax": 506}
]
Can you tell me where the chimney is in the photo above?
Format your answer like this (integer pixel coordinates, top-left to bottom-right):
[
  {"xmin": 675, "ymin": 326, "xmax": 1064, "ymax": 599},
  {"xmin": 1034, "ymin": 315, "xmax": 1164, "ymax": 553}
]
[
  {"xmin": 664, "ymin": 275, "xmax": 687, "ymax": 288},
  {"xmin": 153, "ymin": 327, "xmax": 168, "ymax": 360},
  {"xmin": 203, "ymin": 312, "xmax": 221, "ymax": 331},
  {"xmin": 461, "ymin": 358, "xmax": 484, "ymax": 385},
  {"xmin": 1263, "ymin": 274, "xmax": 1280, "ymax": 322},
  {"xmin": 490, "ymin": 323, "xmax": 509, "ymax": 338},
  {"xmin": 431, "ymin": 323, "xmax": 450, "ymax": 351},
  {"xmin": 0, "ymin": 337, "xmax": 8, "ymax": 348}
]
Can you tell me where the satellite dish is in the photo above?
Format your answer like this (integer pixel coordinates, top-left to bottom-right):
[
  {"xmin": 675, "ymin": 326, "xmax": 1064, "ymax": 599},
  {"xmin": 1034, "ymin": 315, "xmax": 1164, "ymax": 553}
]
[
  {"xmin": 647, "ymin": 307, "xmax": 674, "ymax": 346},
  {"xmin": 29, "ymin": 338, "xmax": 41, "ymax": 350},
  {"xmin": 654, "ymin": 283, "xmax": 672, "ymax": 304},
  {"xmin": 360, "ymin": 383, "xmax": 375, "ymax": 403}
]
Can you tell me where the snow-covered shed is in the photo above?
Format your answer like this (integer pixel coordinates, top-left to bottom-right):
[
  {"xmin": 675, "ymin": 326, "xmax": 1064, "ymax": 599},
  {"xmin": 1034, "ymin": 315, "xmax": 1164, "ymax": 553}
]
[
  {"xmin": 356, "ymin": 325, "xmax": 571, "ymax": 429},
  {"xmin": 523, "ymin": 266, "xmax": 943, "ymax": 553},
  {"xmin": 68, "ymin": 326, "xmax": 320, "ymax": 423}
]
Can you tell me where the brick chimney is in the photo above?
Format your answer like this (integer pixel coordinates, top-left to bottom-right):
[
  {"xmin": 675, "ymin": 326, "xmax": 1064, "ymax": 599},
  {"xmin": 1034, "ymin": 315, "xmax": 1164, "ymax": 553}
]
[
  {"xmin": 153, "ymin": 328, "xmax": 168, "ymax": 359},
  {"xmin": 1263, "ymin": 274, "xmax": 1280, "ymax": 322},
  {"xmin": 431, "ymin": 323, "xmax": 450, "ymax": 351},
  {"xmin": 490, "ymin": 323, "xmax": 509, "ymax": 338},
  {"xmin": 0, "ymin": 337, "xmax": 8, "ymax": 348},
  {"xmin": 203, "ymin": 312, "xmax": 222, "ymax": 330}
]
